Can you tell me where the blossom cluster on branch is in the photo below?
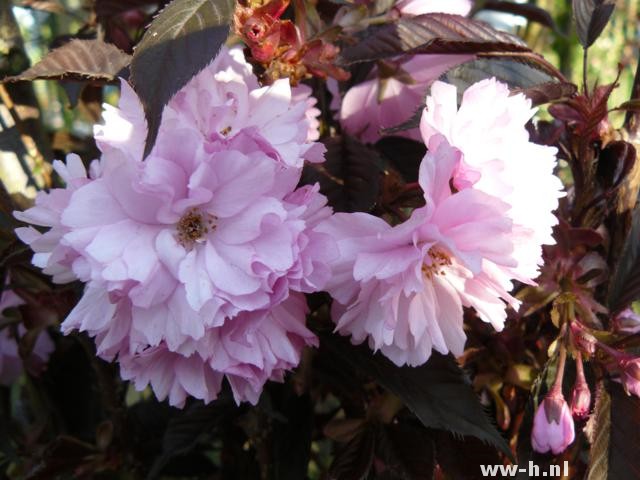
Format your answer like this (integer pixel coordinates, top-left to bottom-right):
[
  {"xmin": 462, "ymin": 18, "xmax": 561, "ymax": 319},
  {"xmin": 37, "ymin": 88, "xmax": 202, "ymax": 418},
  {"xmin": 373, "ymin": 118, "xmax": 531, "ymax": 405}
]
[
  {"xmin": 15, "ymin": 47, "xmax": 334, "ymax": 406},
  {"xmin": 4, "ymin": 0, "xmax": 640, "ymax": 474},
  {"xmin": 14, "ymin": 43, "xmax": 562, "ymax": 408}
]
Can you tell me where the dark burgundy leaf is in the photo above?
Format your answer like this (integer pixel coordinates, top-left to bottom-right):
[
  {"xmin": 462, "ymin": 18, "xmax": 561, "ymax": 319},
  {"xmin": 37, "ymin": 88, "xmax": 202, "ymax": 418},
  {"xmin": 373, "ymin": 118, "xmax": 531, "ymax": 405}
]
[
  {"xmin": 608, "ymin": 381, "xmax": 640, "ymax": 478},
  {"xmin": 148, "ymin": 398, "xmax": 234, "ymax": 478},
  {"xmin": 129, "ymin": 0, "xmax": 235, "ymax": 157},
  {"xmin": 480, "ymin": 1, "xmax": 559, "ymax": 32},
  {"xmin": 376, "ymin": 136, "xmax": 426, "ymax": 183},
  {"xmin": 513, "ymin": 81, "xmax": 578, "ymax": 107},
  {"xmin": 548, "ymin": 81, "xmax": 617, "ymax": 138},
  {"xmin": 608, "ymin": 205, "xmax": 640, "ymax": 313},
  {"xmin": 3, "ymin": 39, "xmax": 130, "ymax": 82},
  {"xmin": 302, "ymin": 135, "xmax": 383, "ymax": 213},
  {"xmin": 572, "ymin": 0, "xmax": 616, "ymax": 48},
  {"xmin": 597, "ymin": 141, "xmax": 636, "ymax": 191},
  {"xmin": 329, "ymin": 423, "xmax": 377, "ymax": 480},
  {"xmin": 444, "ymin": 58, "xmax": 554, "ymax": 91},
  {"xmin": 339, "ymin": 13, "xmax": 529, "ymax": 64},
  {"xmin": 320, "ymin": 333, "xmax": 512, "ymax": 459},
  {"xmin": 270, "ymin": 389, "xmax": 314, "ymax": 480},
  {"xmin": 377, "ymin": 423, "xmax": 435, "ymax": 480},
  {"xmin": 25, "ymin": 435, "xmax": 97, "ymax": 480},
  {"xmin": 435, "ymin": 431, "xmax": 503, "ymax": 479},
  {"xmin": 380, "ymin": 104, "xmax": 424, "ymax": 136}
]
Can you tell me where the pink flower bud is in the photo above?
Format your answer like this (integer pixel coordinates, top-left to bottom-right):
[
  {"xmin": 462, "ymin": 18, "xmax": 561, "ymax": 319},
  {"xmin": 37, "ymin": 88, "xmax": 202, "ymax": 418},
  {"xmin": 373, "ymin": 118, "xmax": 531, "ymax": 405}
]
[
  {"xmin": 531, "ymin": 389, "xmax": 575, "ymax": 454},
  {"xmin": 570, "ymin": 380, "xmax": 591, "ymax": 419},
  {"xmin": 619, "ymin": 357, "xmax": 640, "ymax": 398},
  {"xmin": 613, "ymin": 308, "xmax": 640, "ymax": 335}
]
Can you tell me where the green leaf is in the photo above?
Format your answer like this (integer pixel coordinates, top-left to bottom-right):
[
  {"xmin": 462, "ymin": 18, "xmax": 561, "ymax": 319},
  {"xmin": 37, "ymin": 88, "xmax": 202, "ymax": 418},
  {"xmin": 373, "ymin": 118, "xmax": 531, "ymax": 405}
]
[
  {"xmin": 129, "ymin": 0, "xmax": 235, "ymax": 158},
  {"xmin": 572, "ymin": 0, "xmax": 616, "ymax": 49},
  {"xmin": 608, "ymin": 205, "xmax": 640, "ymax": 313},
  {"xmin": 320, "ymin": 333, "xmax": 512, "ymax": 459},
  {"xmin": 3, "ymin": 39, "xmax": 130, "ymax": 82}
]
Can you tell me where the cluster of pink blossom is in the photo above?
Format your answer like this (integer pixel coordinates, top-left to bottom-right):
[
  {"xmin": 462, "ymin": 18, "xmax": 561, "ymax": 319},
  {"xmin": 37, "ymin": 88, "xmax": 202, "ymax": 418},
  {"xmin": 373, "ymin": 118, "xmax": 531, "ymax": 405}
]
[
  {"xmin": 0, "ymin": 284, "xmax": 54, "ymax": 385},
  {"xmin": 320, "ymin": 79, "xmax": 563, "ymax": 366},
  {"xmin": 337, "ymin": 0, "xmax": 474, "ymax": 143},
  {"xmin": 15, "ymin": 50, "xmax": 563, "ymax": 406},
  {"xmin": 15, "ymin": 46, "xmax": 335, "ymax": 406}
]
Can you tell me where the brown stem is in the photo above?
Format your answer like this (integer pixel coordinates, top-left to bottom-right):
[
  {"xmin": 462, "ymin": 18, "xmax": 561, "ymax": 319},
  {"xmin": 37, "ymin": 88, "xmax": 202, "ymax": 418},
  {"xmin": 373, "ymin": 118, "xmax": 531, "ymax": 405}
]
[
  {"xmin": 624, "ymin": 57, "xmax": 640, "ymax": 138},
  {"xmin": 552, "ymin": 343, "xmax": 568, "ymax": 393},
  {"xmin": 575, "ymin": 351, "xmax": 586, "ymax": 382},
  {"xmin": 582, "ymin": 48, "xmax": 589, "ymax": 98}
]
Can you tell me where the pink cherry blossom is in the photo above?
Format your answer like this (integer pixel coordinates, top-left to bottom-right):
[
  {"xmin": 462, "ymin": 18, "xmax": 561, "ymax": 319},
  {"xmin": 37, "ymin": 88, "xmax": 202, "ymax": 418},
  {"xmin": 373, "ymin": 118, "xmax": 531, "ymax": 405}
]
[
  {"xmin": 45, "ymin": 146, "xmax": 334, "ymax": 404},
  {"xmin": 56, "ymin": 146, "xmax": 334, "ymax": 332},
  {"xmin": 420, "ymin": 78, "xmax": 564, "ymax": 287},
  {"xmin": 340, "ymin": 54, "xmax": 474, "ymax": 143},
  {"xmin": 14, "ymin": 154, "xmax": 99, "ymax": 284},
  {"xmin": 319, "ymin": 136, "xmax": 522, "ymax": 366},
  {"xmin": 394, "ymin": 0, "xmax": 472, "ymax": 16},
  {"xmin": 96, "ymin": 47, "xmax": 323, "ymax": 169},
  {"xmin": 15, "ymin": 47, "xmax": 334, "ymax": 406},
  {"xmin": 531, "ymin": 389, "xmax": 575, "ymax": 454},
  {"xmin": 118, "ymin": 293, "xmax": 317, "ymax": 406},
  {"xmin": 338, "ymin": 1, "xmax": 473, "ymax": 143},
  {"xmin": 321, "ymin": 77, "xmax": 562, "ymax": 365}
]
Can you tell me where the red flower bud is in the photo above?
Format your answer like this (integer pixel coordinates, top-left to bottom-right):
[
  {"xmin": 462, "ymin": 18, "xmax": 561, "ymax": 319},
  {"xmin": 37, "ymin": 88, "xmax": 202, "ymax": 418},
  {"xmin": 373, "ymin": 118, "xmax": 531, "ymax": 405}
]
[{"xmin": 570, "ymin": 380, "xmax": 591, "ymax": 419}]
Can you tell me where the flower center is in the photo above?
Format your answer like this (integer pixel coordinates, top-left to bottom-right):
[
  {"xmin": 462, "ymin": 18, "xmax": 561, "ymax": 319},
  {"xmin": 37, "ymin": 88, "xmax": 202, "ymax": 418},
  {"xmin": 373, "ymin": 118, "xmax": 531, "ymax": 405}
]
[
  {"xmin": 177, "ymin": 209, "xmax": 215, "ymax": 248},
  {"xmin": 422, "ymin": 248, "xmax": 452, "ymax": 278}
]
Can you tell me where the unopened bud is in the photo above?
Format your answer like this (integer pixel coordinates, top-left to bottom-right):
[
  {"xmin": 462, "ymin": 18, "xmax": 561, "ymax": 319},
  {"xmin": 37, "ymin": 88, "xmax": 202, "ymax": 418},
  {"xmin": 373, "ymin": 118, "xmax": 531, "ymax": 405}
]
[
  {"xmin": 531, "ymin": 389, "xmax": 575, "ymax": 454},
  {"xmin": 570, "ymin": 380, "xmax": 591, "ymax": 419},
  {"xmin": 613, "ymin": 308, "xmax": 640, "ymax": 335},
  {"xmin": 570, "ymin": 322, "xmax": 596, "ymax": 356},
  {"xmin": 620, "ymin": 357, "xmax": 640, "ymax": 398}
]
